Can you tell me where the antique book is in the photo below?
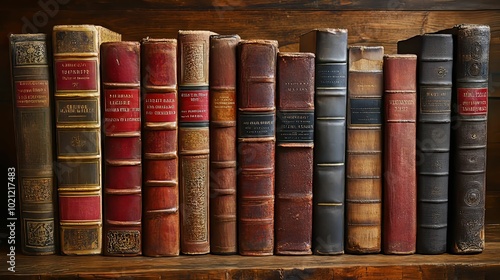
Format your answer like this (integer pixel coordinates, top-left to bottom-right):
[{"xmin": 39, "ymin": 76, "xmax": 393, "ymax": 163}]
[
  {"xmin": 383, "ymin": 54, "xmax": 417, "ymax": 254},
  {"xmin": 237, "ymin": 39, "xmax": 278, "ymax": 256},
  {"xmin": 52, "ymin": 24, "xmax": 121, "ymax": 255},
  {"xmin": 9, "ymin": 33, "xmax": 56, "ymax": 255},
  {"xmin": 275, "ymin": 52, "xmax": 315, "ymax": 255},
  {"xmin": 178, "ymin": 30, "xmax": 215, "ymax": 255},
  {"xmin": 398, "ymin": 34, "xmax": 453, "ymax": 254},
  {"xmin": 141, "ymin": 38, "xmax": 180, "ymax": 257},
  {"xmin": 345, "ymin": 46, "xmax": 384, "ymax": 254},
  {"xmin": 442, "ymin": 24, "xmax": 490, "ymax": 254},
  {"xmin": 101, "ymin": 41, "xmax": 142, "ymax": 256},
  {"xmin": 299, "ymin": 28, "xmax": 348, "ymax": 255},
  {"xmin": 209, "ymin": 34, "xmax": 240, "ymax": 254}
]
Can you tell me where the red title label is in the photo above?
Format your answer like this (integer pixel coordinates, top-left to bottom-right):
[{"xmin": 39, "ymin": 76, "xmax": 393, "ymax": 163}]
[
  {"xmin": 458, "ymin": 88, "xmax": 488, "ymax": 115},
  {"xmin": 179, "ymin": 89, "xmax": 209, "ymax": 122},
  {"xmin": 15, "ymin": 80, "xmax": 49, "ymax": 108},
  {"xmin": 55, "ymin": 59, "xmax": 97, "ymax": 91},
  {"xmin": 104, "ymin": 89, "xmax": 141, "ymax": 133},
  {"xmin": 144, "ymin": 93, "xmax": 177, "ymax": 123}
]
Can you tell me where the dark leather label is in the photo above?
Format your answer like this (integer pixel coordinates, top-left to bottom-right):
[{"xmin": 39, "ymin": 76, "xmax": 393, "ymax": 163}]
[
  {"xmin": 277, "ymin": 111, "xmax": 314, "ymax": 142},
  {"xmin": 238, "ymin": 113, "xmax": 275, "ymax": 138},
  {"xmin": 350, "ymin": 98, "xmax": 382, "ymax": 125},
  {"xmin": 316, "ymin": 63, "xmax": 347, "ymax": 88}
]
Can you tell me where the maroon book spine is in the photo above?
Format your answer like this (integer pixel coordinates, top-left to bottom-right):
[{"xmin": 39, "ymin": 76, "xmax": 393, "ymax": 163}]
[
  {"xmin": 275, "ymin": 52, "xmax": 315, "ymax": 255},
  {"xmin": 383, "ymin": 54, "xmax": 417, "ymax": 254},
  {"xmin": 141, "ymin": 38, "xmax": 180, "ymax": 256},
  {"xmin": 101, "ymin": 41, "xmax": 142, "ymax": 256}
]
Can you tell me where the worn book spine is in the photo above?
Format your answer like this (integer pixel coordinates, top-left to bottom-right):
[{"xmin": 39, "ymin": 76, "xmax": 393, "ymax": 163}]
[
  {"xmin": 178, "ymin": 30, "xmax": 214, "ymax": 255},
  {"xmin": 9, "ymin": 33, "xmax": 56, "ymax": 255},
  {"xmin": 383, "ymin": 54, "xmax": 417, "ymax": 254},
  {"xmin": 345, "ymin": 46, "xmax": 384, "ymax": 254},
  {"xmin": 209, "ymin": 34, "xmax": 240, "ymax": 254},
  {"xmin": 448, "ymin": 24, "xmax": 490, "ymax": 254},
  {"xmin": 141, "ymin": 38, "xmax": 180, "ymax": 257},
  {"xmin": 275, "ymin": 52, "xmax": 315, "ymax": 255},
  {"xmin": 101, "ymin": 41, "xmax": 142, "ymax": 256},
  {"xmin": 237, "ymin": 39, "xmax": 278, "ymax": 256},
  {"xmin": 52, "ymin": 24, "xmax": 121, "ymax": 255},
  {"xmin": 299, "ymin": 28, "xmax": 348, "ymax": 255},
  {"xmin": 398, "ymin": 33, "xmax": 453, "ymax": 254}
]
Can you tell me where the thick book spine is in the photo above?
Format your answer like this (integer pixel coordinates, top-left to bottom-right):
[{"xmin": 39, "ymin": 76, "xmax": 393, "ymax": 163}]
[
  {"xmin": 9, "ymin": 33, "xmax": 57, "ymax": 255},
  {"xmin": 398, "ymin": 34, "xmax": 453, "ymax": 254},
  {"xmin": 299, "ymin": 28, "xmax": 348, "ymax": 255},
  {"xmin": 345, "ymin": 46, "xmax": 384, "ymax": 254},
  {"xmin": 141, "ymin": 38, "xmax": 180, "ymax": 257},
  {"xmin": 448, "ymin": 24, "xmax": 490, "ymax": 254},
  {"xmin": 209, "ymin": 34, "xmax": 240, "ymax": 254},
  {"xmin": 101, "ymin": 41, "xmax": 142, "ymax": 256},
  {"xmin": 383, "ymin": 54, "xmax": 417, "ymax": 254},
  {"xmin": 237, "ymin": 39, "xmax": 278, "ymax": 256},
  {"xmin": 52, "ymin": 25, "xmax": 121, "ymax": 255},
  {"xmin": 178, "ymin": 30, "xmax": 213, "ymax": 255},
  {"xmin": 275, "ymin": 52, "xmax": 315, "ymax": 255}
]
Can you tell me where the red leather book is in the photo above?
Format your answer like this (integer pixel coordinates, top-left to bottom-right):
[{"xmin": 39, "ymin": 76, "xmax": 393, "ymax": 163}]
[
  {"xmin": 101, "ymin": 41, "xmax": 142, "ymax": 256},
  {"xmin": 275, "ymin": 52, "xmax": 315, "ymax": 255},
  {"xmin": 237, "ymin": 39, "xmax": 278, "ymax": 256},
  {"xmin": 209, "ymin": 34, "xmax": 240, "ymax": 254},
  {"xmin": 383, "ymin": 54, "xmax": 417, "ymax": 254},
  {"xmin": 141, "ymin": 38, "xmax": 180, "ymax": 256}
]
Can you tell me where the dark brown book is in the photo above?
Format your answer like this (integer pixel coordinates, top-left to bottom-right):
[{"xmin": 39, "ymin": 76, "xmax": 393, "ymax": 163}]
[
  {"xmin": 275, "ymin": 52, "xmax": 315, "ymax": 255},
  {"xmin": 178, "ymin": 30, "xmax": 215, "ymax": 255},
  {"xmin": 209, "ymin": 34, "xmax": 240, "ymax": 254},
  {"xmin": 9, "ymin": 33, "xmax": 57, "ymax": 255},
  {"xmin": 346, "ymin": 46, "xmax": 384, "ymax": 254},
  {"xmin": 141, "ymin": 38, "xmax": 180, "ymax": 257},
  {"xmin": 383, "ymin": 54, "xmax": 417, "ymax": 254},
  {"xmin": 237, "ymin": 39, "xmax": 278, "ymax": 256}
]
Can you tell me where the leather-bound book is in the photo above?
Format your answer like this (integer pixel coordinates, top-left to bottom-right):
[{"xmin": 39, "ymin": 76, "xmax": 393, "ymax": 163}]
[
  {"xmin": 52, "ymin": 25, "xmax": 121, "ymax": 255},
  {"xmin": 398, "ymin": 34, "xmax": 453, "ymax": 254},
  {"xmin": 141, "ymin": 38, "xmax": 180, "ymax": 257},
  {"xmin": 101, "ymin": 41, "xmax": 142, "ymax": 256},
  {"xmin": 275, "ymin": 52, "xmax": 315, "ymax": 255},
  {"xmin": 383, "ymin": 54, "xmax": 417, "ymax": 254},
  {"xmin": 9, "ymin": 33, "xmax": 56, "ymax": 255},
  {"xmin": 209, "ymin": 34, "xmax": 240, "ymax": 254},
  {"xmin": 299, "ymin": 28, "xmax": 348, "ymax": 255},
  {"xmin": 345, "ymin": 46, "xmax": 384, "ymax": 254},
  {"xmin": 178, "ymin": 30, "xmax": 215, "ymax": 255},
  {"xmin": 442, "ymin": 24, "xmax": 490, "ymax": 254},
  {"xmin": 237, "ymin": 39, "xmax": 278, "ymax": 256}
]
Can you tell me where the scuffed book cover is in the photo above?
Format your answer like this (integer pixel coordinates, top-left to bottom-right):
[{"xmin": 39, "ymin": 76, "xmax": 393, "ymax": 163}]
[
  {"xmin": 209, "ymin": 34, "xmax": 240, "ymax": 254},
  {"xmin": 141, "ymin": 38, "xmax": 180, "ymax": 257},
  {"xmin": 101, "ymin": 41, "xmax": 142, "ymax": 256},
  {"xmin": 52, "ymin": 24, "xmax": 121, "ymax": 255},
  {"xmin": 398, "ymin": 33, "xmax": 453, "ymax": 254},
  {"xmin": 237, "ymin": 39, "xmax": 278, "ymax": 256},
  {"xmin": 346, "ymin": 46, "xmax": 384, "ymax": 254},
  {"xmin": 275, "ymin": 52, "xmax": 315, "ymax": 255},
  {"xmin": 9, "ymin": 33, "xmax": 57, "ymax": 255}
]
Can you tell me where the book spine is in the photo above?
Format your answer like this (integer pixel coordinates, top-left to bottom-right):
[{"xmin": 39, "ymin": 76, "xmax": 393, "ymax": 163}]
[
  {"xmin": 178, "ymin": 30, "xmax": 212, "ymax": 255},
  {"xmin": 383, "ymin": 54, "xmax": 417, "ymax": 254},
  {"xmin": 346, "ymin": 46, "xmax": 384, "ymax": 254},
  {"xmin": 237, "ymin": 40, "xmax": 278, "ymax": 256},
  {"xmin": 101, "ymin": 41, "xmax": 142, "ymax": 256},
  {"xmin": 450, "ymin": 24, "xmax": 490, "ymax": 254},
  {"xmin": 209, "ymin": 34, "xmax": 240, "ymax": 254},
  {"xmin": 275, "ymin": 52, "xmax": 315, "ymax": 255},
  {"xmin": 53, "ymin": 25, "xmax": 121, "ymax": 255},
  {"xmin": 9, "ymin": 33, "xmax": 56, "ymax": 255},
  {"xmin": 141, "ymin": 38, "xmax": 180, "ymax": 257}
]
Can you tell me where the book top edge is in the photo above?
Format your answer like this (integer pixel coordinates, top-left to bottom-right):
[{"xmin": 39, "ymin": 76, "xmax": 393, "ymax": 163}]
[
  {"xmin": 278, "ymin": 52, "xmax": 315, "ymax": 58},
  {"xmin": 141, "ymin": 38, "xmax": 177, "ymax": 43},
  {"xmin": 239, "ymin": 39, "xmax": 279, "ymax": 46},
  {"xmin": 384, "ymin": 54, "xmax": 417, "ymax": 59}
]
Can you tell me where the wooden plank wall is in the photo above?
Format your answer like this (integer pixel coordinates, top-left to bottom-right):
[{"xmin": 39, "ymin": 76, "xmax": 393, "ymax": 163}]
[{"xmin": 1, "ymin": 0, "xmax": 499, "ymax": 238}]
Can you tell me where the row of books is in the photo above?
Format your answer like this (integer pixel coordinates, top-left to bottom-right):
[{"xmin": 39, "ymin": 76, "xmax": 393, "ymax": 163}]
[{"xmin": 9, "ymin": 23, "xmax": 490, "ymax": 257}]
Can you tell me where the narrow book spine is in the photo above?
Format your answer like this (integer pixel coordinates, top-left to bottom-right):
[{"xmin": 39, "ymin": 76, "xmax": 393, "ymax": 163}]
[
  {"xmin": 9, "ymin": 33, "xmax": 56, "ymax": 255},
  {"xmin": 346, "ymin": 46, "xmax": 384, "ymax": 254},
  {"xmin": 275, "ymin": 52, "xmax": 315, "ymax": 255},
  {"xmin": 101, "ymin": 41, "xmax": 142, "ymax": 256},
  {"xmin": 141, "ymin": 38, "xmax": 180, "ymax": 257},
  {"xmin": 383, "ymin": 54, "xmax": 417, "ymax": 254},
  {"xmin": 237, "ymin": 40, "xmax": 278, "ymax": 256},
  {"xmin": 209, "ymin": 34, "xmax": 240, "ymax": 254}
]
